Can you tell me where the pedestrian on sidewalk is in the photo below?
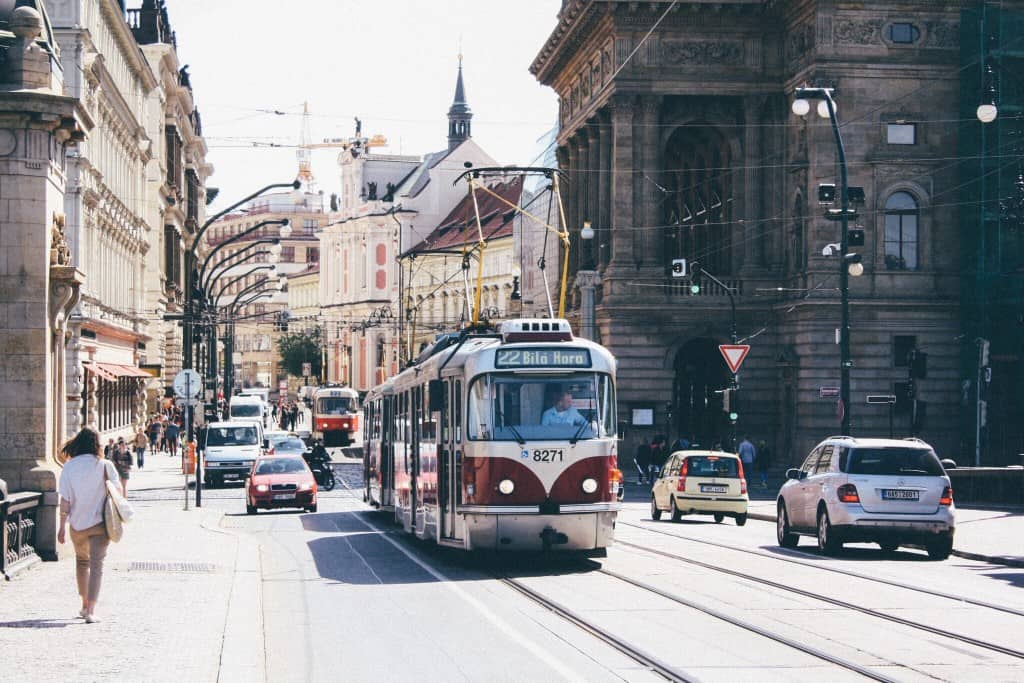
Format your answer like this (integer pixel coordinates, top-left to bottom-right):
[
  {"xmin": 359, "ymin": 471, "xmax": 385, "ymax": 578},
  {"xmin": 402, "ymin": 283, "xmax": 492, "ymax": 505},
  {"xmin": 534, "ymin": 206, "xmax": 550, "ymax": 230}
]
[
  {"xmin": 165, "ymin": 420, "xmax": 180, "ymax": 458},
  {"xmin": 133, "ymin": 428, "xmax": 148, "ymax": 470},
  {"xmin": 634, "ymin": 438, "xmax": 652, "ymax": 485},
  {"xmin": 57, "ymin": 427, "xmax": 119, "ymax": 624},
  {"xmin": 103, "ymin": 438, "xmax": 115, "ymax": 459},
  {"xmin": 110, "ymin": 438, "xmax": 133, "ymax": 497},
  {"xmin": 738, "ymin": 435, "xmax": 756, "ymax": 474},
  {"xmin": 756, "ymin": 439, "xmax": 772, "ymax": 489},
  {"xmin": 147, "ymin": 417, "xmax": 161, "ymax": 455}
]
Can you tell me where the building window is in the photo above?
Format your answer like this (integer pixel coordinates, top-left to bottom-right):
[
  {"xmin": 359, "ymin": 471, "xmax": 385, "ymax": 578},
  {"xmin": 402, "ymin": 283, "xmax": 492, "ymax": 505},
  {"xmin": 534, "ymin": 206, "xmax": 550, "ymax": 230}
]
[
  {"xmin": 884, "ymin": 192, "xmax": 919, "ymax": 270},
  {"xmin": 887, "ymin": 23, "xmax": 920, "ymax": 44},
  {"xmin": 894, "ymin": 335, "xmax": 916, "ymax": 367},
  {"xmin": 303, "ymin": 219, "xmax": 317, "ymax": 235},
  {"xmin": 887, "ymin": 123, "xmax": 916, "ymax": 145},
  {"xmin": 280, "ymin": 246, "xmax": 295, "ymax": 263},
  {"xmin": 307, "ymin": 247, "xmax": 319, "ymax": 264}
]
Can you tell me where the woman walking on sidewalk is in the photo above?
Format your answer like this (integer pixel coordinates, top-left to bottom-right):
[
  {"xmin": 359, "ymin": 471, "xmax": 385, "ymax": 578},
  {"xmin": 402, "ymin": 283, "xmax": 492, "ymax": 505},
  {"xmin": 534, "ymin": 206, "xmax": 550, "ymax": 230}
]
[
  {"xmin": 110, "ymin": 438, "xmax": 133, "ymax": 497},
  {"xmin": 57, "ymin": 427, "xmax": 119, "ymax": 624}
]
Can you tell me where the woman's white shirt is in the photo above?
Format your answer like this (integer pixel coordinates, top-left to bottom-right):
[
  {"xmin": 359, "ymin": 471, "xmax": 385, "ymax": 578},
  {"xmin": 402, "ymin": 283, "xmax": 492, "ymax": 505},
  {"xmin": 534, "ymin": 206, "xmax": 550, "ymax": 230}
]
[{"xmin": 58, "ymin": 455, "xmax": 118, "ymax": 531}]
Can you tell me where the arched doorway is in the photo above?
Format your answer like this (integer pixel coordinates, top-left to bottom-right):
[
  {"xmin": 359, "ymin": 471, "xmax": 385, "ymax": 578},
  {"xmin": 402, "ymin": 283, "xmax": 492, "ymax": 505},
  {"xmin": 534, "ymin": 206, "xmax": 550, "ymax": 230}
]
[{"xmin": 672, "ymin": 338, "xmax": 731, "ymax": 446}]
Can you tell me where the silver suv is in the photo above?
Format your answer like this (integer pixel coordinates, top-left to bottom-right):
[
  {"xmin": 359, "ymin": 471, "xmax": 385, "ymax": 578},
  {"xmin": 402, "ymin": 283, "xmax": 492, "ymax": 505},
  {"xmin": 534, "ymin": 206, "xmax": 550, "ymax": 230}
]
[{"xmin": 776, "ymin": 436, "xmax": 955, "ymax": 559}]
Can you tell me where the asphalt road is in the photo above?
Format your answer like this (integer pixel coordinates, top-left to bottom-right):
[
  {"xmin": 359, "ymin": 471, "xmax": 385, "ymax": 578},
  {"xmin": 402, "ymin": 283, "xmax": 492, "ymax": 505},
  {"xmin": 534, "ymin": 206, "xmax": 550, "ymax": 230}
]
[{"xmin": 128, "ymin": 462, "xmax": 1024, "ymax": 682}]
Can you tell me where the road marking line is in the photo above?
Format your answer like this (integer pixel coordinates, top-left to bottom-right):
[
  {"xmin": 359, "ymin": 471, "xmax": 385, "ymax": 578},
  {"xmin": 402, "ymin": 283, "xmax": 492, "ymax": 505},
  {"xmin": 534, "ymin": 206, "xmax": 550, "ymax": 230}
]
[{"xmin": 347, "ymin": 514, "xmax": 585, "ymax": 683}]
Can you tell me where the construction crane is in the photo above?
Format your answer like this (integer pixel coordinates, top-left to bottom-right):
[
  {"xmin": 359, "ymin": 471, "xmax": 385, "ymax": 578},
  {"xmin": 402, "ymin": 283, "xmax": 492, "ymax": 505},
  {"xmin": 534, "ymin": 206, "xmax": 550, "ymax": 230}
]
[{"xmin": 295, "ymin": 103, "xmax": 388, "ymax": 194}]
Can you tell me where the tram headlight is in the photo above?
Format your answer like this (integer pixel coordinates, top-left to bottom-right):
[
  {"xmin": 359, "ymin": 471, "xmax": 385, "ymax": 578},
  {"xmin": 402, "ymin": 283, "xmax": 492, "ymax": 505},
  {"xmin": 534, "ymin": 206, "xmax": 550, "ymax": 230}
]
[
  {"xmin": 581, "ymin": 478, "xmax": 598, "ymax": 494},
  {"xmin": 498, "ymin": 479, "xmax": 515, "ymax": 495}
]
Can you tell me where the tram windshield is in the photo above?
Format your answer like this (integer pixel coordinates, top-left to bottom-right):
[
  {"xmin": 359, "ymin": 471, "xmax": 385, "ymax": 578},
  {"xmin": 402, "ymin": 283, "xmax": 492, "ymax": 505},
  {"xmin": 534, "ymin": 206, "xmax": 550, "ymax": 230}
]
[
  {"xmin": 317, "ymin": 397, "xmax": 356, "ymax": 415},
  {"xmin": 467, "ymin": 373, "xmax": 615, "ymax": 441}
]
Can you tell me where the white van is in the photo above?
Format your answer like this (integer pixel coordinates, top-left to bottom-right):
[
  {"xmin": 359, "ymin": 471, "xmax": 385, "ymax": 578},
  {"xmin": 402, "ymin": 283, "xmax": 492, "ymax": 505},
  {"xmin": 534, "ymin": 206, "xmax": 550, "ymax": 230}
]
[
  {"xmin": 229, "ymin": 394, "xmax": 267, "ymax": 427},
  {"xmin": 203, "ymin": 421, "xmax": 266, "ymax": 488}
]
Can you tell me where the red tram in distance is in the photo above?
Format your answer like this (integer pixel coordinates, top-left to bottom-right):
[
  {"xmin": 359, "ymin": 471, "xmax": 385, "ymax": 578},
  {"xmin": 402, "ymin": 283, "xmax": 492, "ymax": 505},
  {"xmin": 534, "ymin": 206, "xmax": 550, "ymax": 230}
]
[
  {"xmin": 312, "ymin": 385, "xmax": 360, "ymax": 447},
  {"xmin": 363, "ymin": 319, "xmax": 622, "ymax": 553}
]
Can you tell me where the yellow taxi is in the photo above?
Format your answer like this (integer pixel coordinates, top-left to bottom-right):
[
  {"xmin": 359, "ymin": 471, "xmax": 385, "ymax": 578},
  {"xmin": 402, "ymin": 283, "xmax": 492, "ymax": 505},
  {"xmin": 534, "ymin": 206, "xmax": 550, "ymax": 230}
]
[{"xmin": 651, "ymin": 450, "xmax": 749, "ymax": 525}]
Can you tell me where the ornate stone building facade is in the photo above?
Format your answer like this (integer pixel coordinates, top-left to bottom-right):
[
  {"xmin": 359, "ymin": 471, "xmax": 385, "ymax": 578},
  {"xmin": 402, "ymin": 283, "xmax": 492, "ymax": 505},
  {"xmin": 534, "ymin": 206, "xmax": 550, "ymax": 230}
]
[
  {"xmin": 0, "ymin": 1, "xmax": 89, "ymax": 560},
  {"xmin": 532, "ymin": 1, "xmax": 983, "ymax": 463}
]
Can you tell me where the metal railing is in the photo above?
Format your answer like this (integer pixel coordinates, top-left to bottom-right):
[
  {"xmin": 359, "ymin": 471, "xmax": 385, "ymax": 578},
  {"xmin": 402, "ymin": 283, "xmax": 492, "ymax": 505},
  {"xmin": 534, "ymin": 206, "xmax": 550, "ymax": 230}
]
[
  {"xmin": 2, "ymin": 491, "xmax": 42, "ymax": 580},
  {"xmin": 667, "ymin": 277, "xmax": 744, "ymax": 298}
]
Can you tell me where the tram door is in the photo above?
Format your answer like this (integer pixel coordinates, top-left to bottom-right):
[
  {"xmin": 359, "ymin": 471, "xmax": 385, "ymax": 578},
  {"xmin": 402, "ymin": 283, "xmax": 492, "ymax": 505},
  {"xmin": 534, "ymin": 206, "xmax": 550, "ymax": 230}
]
[
  {"xmin": 381, "ymin": 395, "xmax": 394, "ymax": 508},
  {"xmin": 439, "ymin": 378, "xmax": 461, "ymax": 540}
]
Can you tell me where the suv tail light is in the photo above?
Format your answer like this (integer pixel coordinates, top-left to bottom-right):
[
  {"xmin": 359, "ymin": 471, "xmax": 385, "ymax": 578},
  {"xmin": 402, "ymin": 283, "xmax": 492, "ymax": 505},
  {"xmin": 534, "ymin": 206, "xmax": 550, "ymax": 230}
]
[
  {"xmin": 837, "ymin": 483, "xmax": 860, "ymax": 503},
  {"xmin": 939, "ymin": 486, "xmax": 953, "ymax": 506},
  {"xmin": 737, "ymin": 459, "xmax": 747, "ymax": 495},
  {"xmin": 676, "ymin": 458, "xmax": 688, "ymax": 492}
]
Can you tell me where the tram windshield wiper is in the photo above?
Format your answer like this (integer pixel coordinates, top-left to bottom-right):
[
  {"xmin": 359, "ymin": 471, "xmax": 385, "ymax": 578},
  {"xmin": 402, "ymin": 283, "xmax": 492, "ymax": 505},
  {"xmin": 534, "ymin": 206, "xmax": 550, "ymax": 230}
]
[
  {"xmin": 495, "ymin": 407, "xmax": 526, "ymax": 445},
  {"xmin": 569, "ymin": 420, "xmax": 591, "ymax": 445}
]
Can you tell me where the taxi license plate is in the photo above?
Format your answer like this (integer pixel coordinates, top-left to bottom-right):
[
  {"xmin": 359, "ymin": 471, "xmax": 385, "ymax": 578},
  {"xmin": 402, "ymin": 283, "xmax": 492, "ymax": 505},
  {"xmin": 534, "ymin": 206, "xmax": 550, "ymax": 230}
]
[
  {"xmin": 701, "ymin": 485, "xmax": 727, "ymax": 494},
  {"xmin": 273, "ymin": 493, "xmax": 295, "ymax": 500},
  {"xmin": 881, "ymin": 489, "xmax": 919, "ymax": 501}
]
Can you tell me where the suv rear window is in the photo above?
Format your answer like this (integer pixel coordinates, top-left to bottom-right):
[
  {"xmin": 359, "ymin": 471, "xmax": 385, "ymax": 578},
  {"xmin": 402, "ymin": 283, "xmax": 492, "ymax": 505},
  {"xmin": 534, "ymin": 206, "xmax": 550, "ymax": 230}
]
[
  {"xmin": 686, "ymin": 456, "xmax": 739, "ymax": 478},
  {"xmin": 845, "ymin": 448, "xmax": 944, "ymax": 476}
]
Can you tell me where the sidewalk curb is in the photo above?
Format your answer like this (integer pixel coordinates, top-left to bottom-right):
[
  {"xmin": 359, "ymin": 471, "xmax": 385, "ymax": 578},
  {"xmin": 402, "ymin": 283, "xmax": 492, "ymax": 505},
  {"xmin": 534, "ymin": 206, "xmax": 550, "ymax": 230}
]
[
  {"xmin": 200, "ymin": 511, "xmax": 267, "ymax": 682},
  {"xmin": 746, "ymin": 511, "xmax": 1024, "ymax": 568}
]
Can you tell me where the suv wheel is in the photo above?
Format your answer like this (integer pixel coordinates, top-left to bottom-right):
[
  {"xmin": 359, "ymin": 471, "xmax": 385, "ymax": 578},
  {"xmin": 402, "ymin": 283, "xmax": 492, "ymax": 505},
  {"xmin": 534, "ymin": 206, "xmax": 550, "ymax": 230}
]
[
  {"xmin": 650, "ymin": 496, "xmax": 662, "ymax": 521},
  {"xmin": 816, "ymin": 507, "xmax": 842, "ymax": 555},
  {"xmin": 777, "ymin": 501, "xmax": 799, "ymax": 548},
  {"xmin": 926, "ymin": 535, "xmax": 953, "ymax": 560},
  {"xmin": 670, "ymin": 497, "xmax": 683, "ymax": 523}
]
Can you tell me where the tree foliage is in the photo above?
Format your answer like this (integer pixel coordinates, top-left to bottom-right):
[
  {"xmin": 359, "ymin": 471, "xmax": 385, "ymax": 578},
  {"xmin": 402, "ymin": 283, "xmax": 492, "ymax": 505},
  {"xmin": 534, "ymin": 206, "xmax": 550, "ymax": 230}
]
[{"xmin": 276, "ymin": 325, "xmax": 323, "ymax": 379}]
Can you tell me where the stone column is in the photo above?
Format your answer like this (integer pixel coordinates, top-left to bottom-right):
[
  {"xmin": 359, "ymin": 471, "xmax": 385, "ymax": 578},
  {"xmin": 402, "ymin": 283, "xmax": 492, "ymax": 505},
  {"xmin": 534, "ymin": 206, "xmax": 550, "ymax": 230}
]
[
  {"xmin": 585, "ymin": 122, "xmax": 601, "ymax": 269},
  {"xmin": 596, "ymin": 110, "xmax": 612, "ymax": 269},
  {"xmin": 742, "ymin": 95, "xmax": 766, "ymax": 271},
  {"xmin": 0, "ymin": 5, "xmax": 89, "ymax": 561},
  {"xmin": 608, "ymin": 95, "xmax": 635, "ymax": 273},
  {"xmin": 574, "ymin": 270, "xmax": 601, "ymax": 341},
  {"xmin": 566, "ymin": 136, "xmax": 581, "ymax": 275},
  {"xmin": 637, "ymin": 95, "xmax": 663, "ymax": 273}
]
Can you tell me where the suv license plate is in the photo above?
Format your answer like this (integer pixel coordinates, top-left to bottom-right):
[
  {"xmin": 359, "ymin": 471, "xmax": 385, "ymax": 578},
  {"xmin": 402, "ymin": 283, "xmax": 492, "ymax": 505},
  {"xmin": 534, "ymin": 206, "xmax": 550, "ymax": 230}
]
[
  {"xmin": 881, "ymin": 489, "xmax": 919, "ymax": 501},
  {"xmin": 701, "ymin": 485, "xmax": 727, "ymax": 494},
  {"xmin": 273, "ymin": 493, "xmax": 295, "ymax": 500}
]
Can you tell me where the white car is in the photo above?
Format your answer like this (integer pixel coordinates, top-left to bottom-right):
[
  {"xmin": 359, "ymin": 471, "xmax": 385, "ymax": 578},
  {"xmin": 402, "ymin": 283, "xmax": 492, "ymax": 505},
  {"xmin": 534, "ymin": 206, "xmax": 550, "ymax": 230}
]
[
  {"xmin": 776, "ymin": 436, "xmax": 955, "ymax": 559},
  {"xmin": 651, "ymin": 450, "xmax": 749, "ymax": 525}
]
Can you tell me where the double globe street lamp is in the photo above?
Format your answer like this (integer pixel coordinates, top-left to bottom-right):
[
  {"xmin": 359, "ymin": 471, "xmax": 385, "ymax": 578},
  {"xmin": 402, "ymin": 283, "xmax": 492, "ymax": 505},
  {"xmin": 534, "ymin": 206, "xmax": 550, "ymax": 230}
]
[{"xmin": 792, "ymin": 87, "xmax": 865, "ymax": 435}]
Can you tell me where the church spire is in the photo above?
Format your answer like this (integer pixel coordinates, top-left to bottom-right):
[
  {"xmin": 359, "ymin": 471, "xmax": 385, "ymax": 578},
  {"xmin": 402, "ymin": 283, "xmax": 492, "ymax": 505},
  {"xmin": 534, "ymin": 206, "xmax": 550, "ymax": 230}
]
[{"xmin": 447, "ymin": 53, "xmax": 472, "ymax": 151}]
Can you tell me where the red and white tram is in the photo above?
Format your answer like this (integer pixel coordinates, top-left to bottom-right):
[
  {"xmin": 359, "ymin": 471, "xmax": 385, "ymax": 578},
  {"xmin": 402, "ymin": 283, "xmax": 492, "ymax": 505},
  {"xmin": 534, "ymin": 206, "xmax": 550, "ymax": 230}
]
[
  {"xmin": 312, "ymin": 385, "xmax": 361, "ymax": 447},
  {"xmin": 363, "ymin": 318, "xmax": 621, "ymax": 552}
]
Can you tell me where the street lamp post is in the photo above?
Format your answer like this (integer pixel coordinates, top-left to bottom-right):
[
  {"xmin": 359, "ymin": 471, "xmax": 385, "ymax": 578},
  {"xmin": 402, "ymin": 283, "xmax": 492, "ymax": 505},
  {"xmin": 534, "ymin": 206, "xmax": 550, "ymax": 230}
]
[
  {"xmin": 793, "ymin": 87, "xmax": 854, "ymax": 434},
  {"xmin": 183, "ymin": 180, "xmax": 299, "ymax": 507},
  {"xmin": 576, "ymin": 220, "xmax": 600, "ymax": 341},
  {"xmin": 687, "ymin": 263, "xmax": 738, "ymax": 445}
]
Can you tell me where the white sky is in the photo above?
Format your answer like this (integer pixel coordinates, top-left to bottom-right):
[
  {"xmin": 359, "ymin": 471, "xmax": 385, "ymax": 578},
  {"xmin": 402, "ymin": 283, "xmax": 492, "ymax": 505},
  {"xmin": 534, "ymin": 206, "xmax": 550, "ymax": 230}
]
[{"xmin": 165, "ymin": 0, "xmax": 562, "ymax": 212}]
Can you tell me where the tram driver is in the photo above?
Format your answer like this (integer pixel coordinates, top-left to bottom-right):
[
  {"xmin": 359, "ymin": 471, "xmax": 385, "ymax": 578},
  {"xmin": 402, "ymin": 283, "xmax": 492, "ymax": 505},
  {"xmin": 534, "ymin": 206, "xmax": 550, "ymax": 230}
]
[{"xmin": 541, "ymin": 390, "xmax": 588, "ymax": 427}]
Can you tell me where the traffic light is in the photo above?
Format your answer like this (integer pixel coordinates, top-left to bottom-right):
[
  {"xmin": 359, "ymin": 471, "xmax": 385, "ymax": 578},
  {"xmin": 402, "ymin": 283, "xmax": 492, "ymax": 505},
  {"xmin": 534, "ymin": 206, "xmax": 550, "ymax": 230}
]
[
  {"xmin": 979, "ymin": 338, "xmax": 990, "ymax": 367},
  {"xmin": 689, "ymin": 262, "xmax": 701, "ymax": 294},
  {"xmin": 912, "ymin": 399, "xmax": 927, "ymax": 433},
  {"xmin": 721, "ymin": 389, "xmax": 730, "ymax": 412},
  {"xmin": 847, "ymin": 228, "xmax": 865, "ymax": 246}
]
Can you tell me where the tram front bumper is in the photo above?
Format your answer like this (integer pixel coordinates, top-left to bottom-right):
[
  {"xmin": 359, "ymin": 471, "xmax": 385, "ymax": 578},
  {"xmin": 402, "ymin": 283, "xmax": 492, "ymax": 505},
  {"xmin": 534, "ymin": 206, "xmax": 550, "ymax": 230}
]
[{"xmin": 463, "ymin": 509, "xmax": 617, "ymax": 551}]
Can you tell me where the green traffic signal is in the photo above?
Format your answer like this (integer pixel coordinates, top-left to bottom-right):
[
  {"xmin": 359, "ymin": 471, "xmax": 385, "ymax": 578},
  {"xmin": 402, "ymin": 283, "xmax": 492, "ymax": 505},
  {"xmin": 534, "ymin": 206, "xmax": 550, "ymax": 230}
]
[{"xmin": 729, "ymin": 411, "xmax": 738, "ymax": 422}]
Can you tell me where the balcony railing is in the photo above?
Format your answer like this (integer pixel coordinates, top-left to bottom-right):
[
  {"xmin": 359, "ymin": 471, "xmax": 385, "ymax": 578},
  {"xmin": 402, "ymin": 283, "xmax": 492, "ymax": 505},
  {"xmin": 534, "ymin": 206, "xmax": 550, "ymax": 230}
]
[
  {"xmin": 2, "ymin": 491, "xmax": 42, "ymax": 579},
  {"xmin": 667, "ymin": 277, "xmax": 744, "ymax": 298}
]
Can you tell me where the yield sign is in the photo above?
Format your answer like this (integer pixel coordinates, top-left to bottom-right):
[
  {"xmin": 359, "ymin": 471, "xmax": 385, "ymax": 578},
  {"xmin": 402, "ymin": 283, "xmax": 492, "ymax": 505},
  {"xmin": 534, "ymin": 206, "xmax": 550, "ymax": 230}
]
[{"xmin": 719, "ymin": 344, "xmax": 750, "ymax": 374}]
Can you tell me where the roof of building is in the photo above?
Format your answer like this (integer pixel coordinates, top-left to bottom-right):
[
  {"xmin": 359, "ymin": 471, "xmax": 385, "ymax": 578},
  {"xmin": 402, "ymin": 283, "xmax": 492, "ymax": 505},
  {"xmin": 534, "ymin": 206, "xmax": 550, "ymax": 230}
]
[{"xmin": 407, "ymin": 175, "xmax": 523, "ymax": 254}]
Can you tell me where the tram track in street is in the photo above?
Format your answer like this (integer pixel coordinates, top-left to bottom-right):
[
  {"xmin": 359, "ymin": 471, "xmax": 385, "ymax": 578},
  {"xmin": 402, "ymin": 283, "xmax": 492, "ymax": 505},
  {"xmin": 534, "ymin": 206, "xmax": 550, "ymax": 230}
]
[
  {"xmin": 614, "ymin": 533, "xmax": 1024, "ymax": 662},
  {"xmin": 618, "ymin": 519, "xmax": 1024, "ymax": 618}
]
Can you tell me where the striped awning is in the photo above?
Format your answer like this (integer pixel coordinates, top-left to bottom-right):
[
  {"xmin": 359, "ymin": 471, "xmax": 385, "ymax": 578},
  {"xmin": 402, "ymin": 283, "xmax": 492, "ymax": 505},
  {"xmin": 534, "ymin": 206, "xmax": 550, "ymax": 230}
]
[{"xmin": 85, "ymin": 362, "xmax": 152, "ymax": 380}]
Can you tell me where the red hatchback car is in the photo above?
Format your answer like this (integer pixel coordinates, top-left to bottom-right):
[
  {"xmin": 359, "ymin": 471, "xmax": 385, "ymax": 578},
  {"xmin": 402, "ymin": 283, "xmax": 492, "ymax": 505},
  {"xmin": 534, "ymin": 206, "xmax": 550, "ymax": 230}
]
[{"xmin": 246, "ymin": 456, "xmax": 318, "ymax": 514}]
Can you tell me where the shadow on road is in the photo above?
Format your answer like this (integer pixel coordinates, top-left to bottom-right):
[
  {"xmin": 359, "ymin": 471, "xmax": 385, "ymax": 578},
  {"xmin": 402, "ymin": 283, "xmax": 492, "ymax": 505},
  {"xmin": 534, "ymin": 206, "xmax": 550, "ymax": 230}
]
[{"xmin": 302, "ymin": 510, "xmax": 603, "ymax": 585}]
